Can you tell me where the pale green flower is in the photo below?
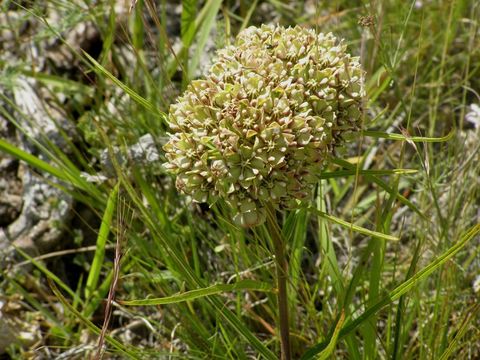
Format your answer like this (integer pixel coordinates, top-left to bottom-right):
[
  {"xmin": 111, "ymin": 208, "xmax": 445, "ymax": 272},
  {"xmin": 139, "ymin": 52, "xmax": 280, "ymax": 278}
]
[{"xmin": 164, "ymin": 24, "xmax": 365, "ymax": 227}]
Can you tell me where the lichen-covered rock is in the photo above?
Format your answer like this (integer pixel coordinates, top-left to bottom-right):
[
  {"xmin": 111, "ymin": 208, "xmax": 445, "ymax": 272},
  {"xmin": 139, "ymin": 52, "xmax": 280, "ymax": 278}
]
[
  {"xmin": 164, "ymin": 25, "xmax": 365, "ymax": 227},
  {"xmin": 0, "ymin": 77, "xmax": 73, "ymax": 259}
]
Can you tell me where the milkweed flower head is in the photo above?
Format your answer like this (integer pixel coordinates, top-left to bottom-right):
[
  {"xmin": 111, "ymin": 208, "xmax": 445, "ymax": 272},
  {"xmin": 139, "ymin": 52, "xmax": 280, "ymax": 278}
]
[{"xmin": 164, "ymin": 24, "xmax": 365, "ymax": 227}]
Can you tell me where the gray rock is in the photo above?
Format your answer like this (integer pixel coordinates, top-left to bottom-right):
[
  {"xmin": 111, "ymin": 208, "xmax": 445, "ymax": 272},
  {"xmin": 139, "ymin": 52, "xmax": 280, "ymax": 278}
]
[
  {"xmin": 0, "ymin": 77, "xmax": 73, "ymax": 258},
  {"xmin": 100, "ymin": 133, "xmax": 161, "ymax": 176}
]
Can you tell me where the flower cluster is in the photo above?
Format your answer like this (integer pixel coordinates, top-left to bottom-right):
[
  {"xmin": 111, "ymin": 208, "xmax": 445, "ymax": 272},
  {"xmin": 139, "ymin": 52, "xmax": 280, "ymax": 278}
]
[{"xmin": 164, "ymin": 25, "xmax": 364, "ymax": 227}]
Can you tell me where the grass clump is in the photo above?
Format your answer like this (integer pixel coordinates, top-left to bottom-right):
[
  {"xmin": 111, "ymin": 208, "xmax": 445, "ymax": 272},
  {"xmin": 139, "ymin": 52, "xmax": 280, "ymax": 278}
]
[{"xmin": 0, "ymin": 1, "xmax": 479, "ymax": 359}]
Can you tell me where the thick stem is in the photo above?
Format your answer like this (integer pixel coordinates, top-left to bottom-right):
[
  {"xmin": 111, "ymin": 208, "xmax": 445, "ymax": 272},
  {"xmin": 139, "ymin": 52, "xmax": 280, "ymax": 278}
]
[{"xmin": 265, "ymin": 204, "xmax": 291, "ymax": 360}]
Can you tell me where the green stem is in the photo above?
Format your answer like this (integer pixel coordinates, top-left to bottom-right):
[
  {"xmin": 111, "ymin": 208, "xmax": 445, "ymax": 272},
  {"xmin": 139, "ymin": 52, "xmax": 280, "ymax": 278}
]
[{"xmin": 265, "ymin": 204, "xmax": 291, "ymax": 360}]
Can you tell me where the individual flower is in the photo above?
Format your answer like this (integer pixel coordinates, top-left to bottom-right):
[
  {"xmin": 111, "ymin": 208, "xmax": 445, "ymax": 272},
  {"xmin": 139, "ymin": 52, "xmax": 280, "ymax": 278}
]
[{"xmin": 164, "ymin": 24, "xmax": 365, "ymax": 227}]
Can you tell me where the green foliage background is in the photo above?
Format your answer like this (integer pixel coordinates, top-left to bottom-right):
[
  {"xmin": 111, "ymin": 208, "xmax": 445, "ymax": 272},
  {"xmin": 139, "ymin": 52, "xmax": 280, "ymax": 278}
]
[{"xmin": 1, "ymin": 0, "xmax": 479, "ymax": 359}]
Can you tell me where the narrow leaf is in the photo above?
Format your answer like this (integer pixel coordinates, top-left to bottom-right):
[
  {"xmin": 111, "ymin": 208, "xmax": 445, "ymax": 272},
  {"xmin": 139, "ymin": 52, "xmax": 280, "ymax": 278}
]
[
  {"xmin": 0, "ymin": 138, "xmax": 102, "ymax": 200},
  {"xmin": 188, "ymin": 0, "xmax": 222, "ymax": 78},
  {"xmin": 49, "ymin": 280, "xmax": 141, "ymax": 359},
  {"xmin": 301, "ymin": 223, "xmax": 480, "ymax": 360},
  {"xmin": 317, "ymin": 311, "xmax": 345, "ymax": 360},
  {"xmin": 362, "ymin": 130, "xmax": 454, "ymax": 142},
  {"xmin": 85, "ymin": 183, "xmax": 119, "ymax": 300},
  {"xmin": 21, "ymin": 70, "xmax": 94, "ymax": 96},
  {"xmin": 308, "ymin": 207, "xmax": 399, "ymax": 241},
  {"xmin": 181, "ymin": 0, "xmax": 198, "ymax": 47},
  {"xmin": 120, "ymin": 177, "xmax": 277, "ymax": 360},
  {"xmin": 120, "ymin": 279, "xmax": 272, "ymax": 306},
  {"xmin": 331, "ymin": 158, "xmax": 426, "ymax": 220},
  {"xmin": 438, "ymin": 305, "xmax": 480, "ymax": 360},
  {"xmin": 319, "ymin": 168, "xmax": 417, "ymax": 180},
  {"xmin": 82, "ymin": 51, "xmax": 166, "ymax": 119},
  {"xmin": 0, "ymin": 138, "xmax": 68, "ymax": 181},
  {"xmin": 239, "ymin": 0, "xmax": 259, "ymax": 32},
  {"xmin": 14, "ymin": 247, "xmax": 81, "ymax": 305}
]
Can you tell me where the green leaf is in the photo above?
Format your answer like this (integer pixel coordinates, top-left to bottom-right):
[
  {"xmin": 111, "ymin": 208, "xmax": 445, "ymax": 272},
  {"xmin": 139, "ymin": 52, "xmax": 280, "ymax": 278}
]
[
  {"xmin": 166, "ymin": 0, "xmax": 222, "ymax": 79},
  {"xmin": 99, "ymin": 0, "xmax": 117, "ymax": 66},
  {"xmin": 82, "ymin": 51, "xmax": 166, "ymax": 120},
  {"xmin": 301, "ymin": 223, "xmax": 480, "ymax": 360},
  {"xmin": 119, "ymin": 177, "xmax": 277, "ymax": 360},
  {"xmin": 120, "ymin": 279, "xmax": 272, "ymax": 306},
  {"xmin": 0, "ymin": 138, "xmax": 69, "ymax": 182},
  {"xmin": 331, "ymin": 158, "xmax": 426, "ymax": 220},
  {"xmin": 307, "ymin": 207, "xmax": 400, "ymax": 241},
  {"xmin": 181, "ymin": 0, "xmax": 198, "ymax": 47},
  {"xmin": 14, "ymin": 247, "xmax": 81, "ymax": 306},
  {"xmin": 319, "ymin": 168, "xmax": 417, "ymax": 179},
  {"xmin": 49, "ymin": 279, "xmax": 141, "ymax": 359},
  {"xmin": 85, "ymin": 183, "xmax": 119, "ymax": 300},
  {"xmin": 0, "ymin": 138, "xmax": 103, "ymax": 201},
  {"xmin": 188, "ymin": 0, "xmax": 223, "ymax": 79},
  {"xmin": 238, "ymin": 0, "xmax": 259, "ymax": 32},
  {"xmin": 362, "ymin": 129, "xmax": 454, "ymax": 142},
  {"xmin": 438, "ymin": 305, "xmax": 480, "ymax": 360},
  {"xmin": 21, "ymin": 70, "xmax": 94, "ymax": 96},
  {"xmin": 317, "ymin": 311, "xmax": 345, "ymax": 360}
]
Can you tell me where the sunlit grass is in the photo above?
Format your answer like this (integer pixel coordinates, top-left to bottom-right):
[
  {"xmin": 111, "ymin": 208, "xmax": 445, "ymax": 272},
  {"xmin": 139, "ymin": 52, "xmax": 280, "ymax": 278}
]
[{"xmin": 1, "ymin": 0, "xmax": 479, "ymax": 359}]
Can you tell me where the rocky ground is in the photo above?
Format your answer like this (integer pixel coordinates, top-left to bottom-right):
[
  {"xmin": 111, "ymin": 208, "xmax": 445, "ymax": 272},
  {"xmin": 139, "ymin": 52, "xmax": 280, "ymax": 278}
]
[{"xmin": 1, "ymin": 0, "xmax": 479, "ymax": 359}]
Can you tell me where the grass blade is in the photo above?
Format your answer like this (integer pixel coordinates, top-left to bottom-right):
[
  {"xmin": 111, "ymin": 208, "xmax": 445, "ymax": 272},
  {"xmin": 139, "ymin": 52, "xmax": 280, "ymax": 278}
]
[
  {"xmin": 362, "ymin": 130, "xmax": 454, "ymax": 142},
  {"xmin": 21, "ymin": 70, "xmax": 94, "ymax": 96},
  {"xmin": 14, "ymin": 247, "xmax": 81, "ymax": 306},
  {"xmin": 49, "ymin": 279, "xmax": 141, "ymax": 359},
  {"xmin": 120, "ymin": 176, "xmax": 277, "ymax": 360},
  {"xmin": 301, "ymin": 223, "xmax": 480, "ymax": 360},
  {"xmin": 188, "ymin": 0, "xmax": 222, "ymax": 79},
  {"xmin": 317, "ymin": 311, "xmax": 345, "ymax": 360},
  {"xmin": 181, "ymin": 0, "xmax": 198, "ymax": 48},
  {"xmin": 85, "ymin": 183, "xmax": 119, "ymax": 300},
  {"xmin": 438, "ymin": 305, "xmax": 480, "ymax": 360},
  {"xmin": 120, "ymin": 279, "xmax": 272, "ymax": 306},
  {"xmin": 0, "ymin": 138, "xmax": 103, "ymax": 201},
  {"xmin": 82, "ymin": 51, "xmax": 166, "ymax": 119},
  {"xmin": 0, "ymin": 138, "xmax": 68, "ymax": 181},
  {"xmin": 238, "ymin": 0, "xmax": 259, "ymax": 32},
  {"xmin": 307, "ymin": 207, "xmax": 399, "ymax": 241},
  {"xmin": 331, "ymin": 158, "xmax": 426, "ymax": 220},
  {"xmin": 319, "ymin": 168, "xmax": 417, "ymax": 179}
]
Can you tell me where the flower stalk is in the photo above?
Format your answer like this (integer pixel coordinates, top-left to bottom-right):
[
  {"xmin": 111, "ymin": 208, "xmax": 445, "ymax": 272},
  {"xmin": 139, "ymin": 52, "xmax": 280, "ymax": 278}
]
[{"xmin": 265, "ymin": 203, "xmax": 291, "ymax": 360}]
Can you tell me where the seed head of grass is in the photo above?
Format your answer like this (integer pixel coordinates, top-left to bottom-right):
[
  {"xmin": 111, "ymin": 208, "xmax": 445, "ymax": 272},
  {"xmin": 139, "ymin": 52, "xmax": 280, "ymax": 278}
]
[{"xmin": 164, "ymin": 24, "xmax": 365, "ymax": 227}]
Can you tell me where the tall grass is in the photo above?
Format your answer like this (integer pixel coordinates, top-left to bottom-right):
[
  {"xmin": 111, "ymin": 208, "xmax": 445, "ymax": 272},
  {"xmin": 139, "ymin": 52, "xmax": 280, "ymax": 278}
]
[{"xmin": 1, "ymin": 0, "xmax": 479, "ymax": 359}]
